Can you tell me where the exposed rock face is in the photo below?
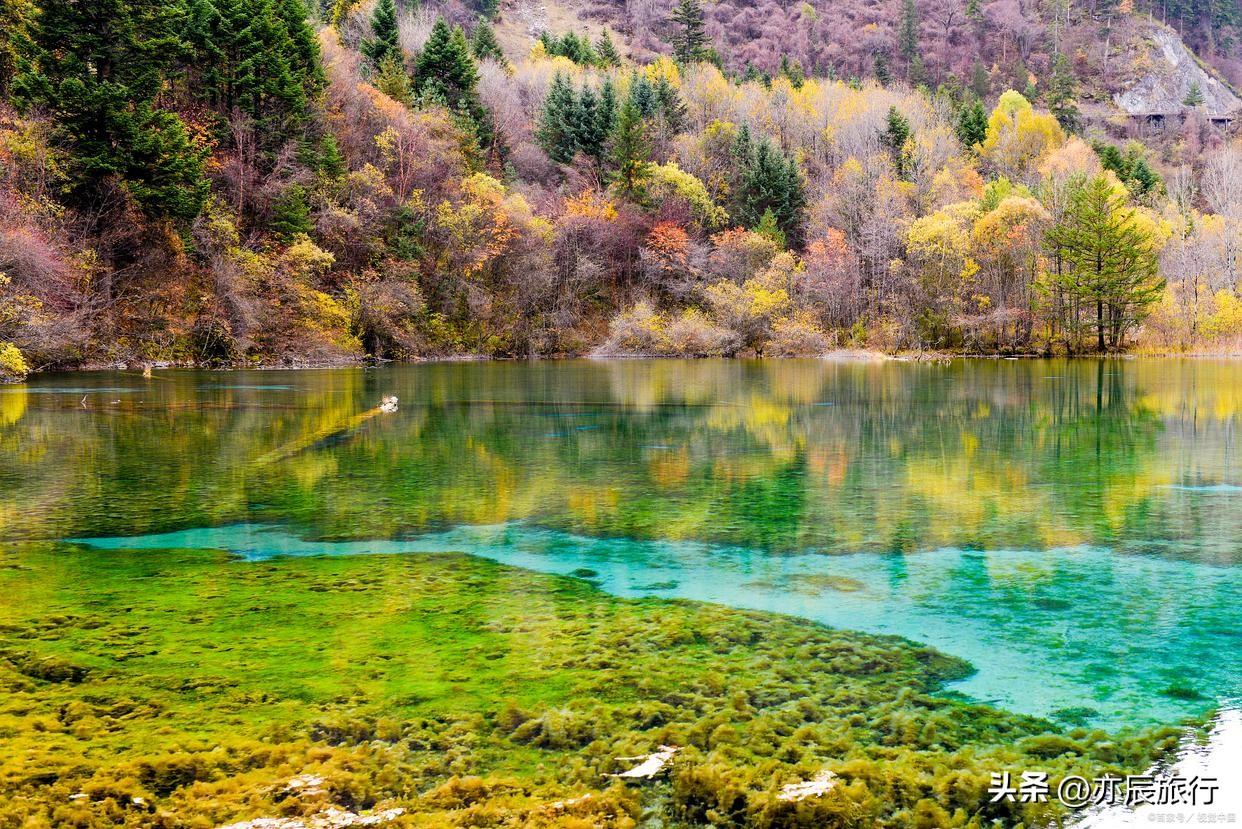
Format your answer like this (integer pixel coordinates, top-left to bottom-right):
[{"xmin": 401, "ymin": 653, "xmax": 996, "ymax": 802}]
[{"xmin": 1114, "ymin": 25, "xmax": 1242, "ymax": 117}]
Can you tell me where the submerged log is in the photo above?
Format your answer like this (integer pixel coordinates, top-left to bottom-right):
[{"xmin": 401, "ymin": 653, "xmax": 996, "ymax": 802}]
[
  {"xmin": 253, "ymin": 397, "xmax": 399, "ymax": 467},
  {"xmin": 606, "ymin": 745, "xmax": 679, "ymax": 779},
  {"xmin": 777, "ymin": 770, "xmax": 837, "ymax": 802}
]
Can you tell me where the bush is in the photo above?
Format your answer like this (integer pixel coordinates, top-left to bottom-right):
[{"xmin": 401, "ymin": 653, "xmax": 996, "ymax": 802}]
[
  {"xmin": 767, "ymin": 313, "xmax": 831, "ymax": 356},
  {"xmin": 0, "ymin": 341, "xmax": 28, "ymax": 381}
]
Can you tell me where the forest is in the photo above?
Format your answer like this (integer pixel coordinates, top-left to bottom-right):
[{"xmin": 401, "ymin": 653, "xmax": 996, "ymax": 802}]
[{"xmin": 0, "ymin": 0, "xmax": 1241, "ymax": 378}]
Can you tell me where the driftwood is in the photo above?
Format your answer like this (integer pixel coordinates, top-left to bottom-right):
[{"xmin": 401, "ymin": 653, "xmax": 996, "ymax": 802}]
[
  {"xmin": 253, "ymin": 397, "xmax": 398, "ymax": 467},
  {"xmin": 777, "ymin": 770, "xmax": 837, "ymax": 802},
  {"xmin": 606, "ymin": 745, "xmax": 679, "ymax": 779}
]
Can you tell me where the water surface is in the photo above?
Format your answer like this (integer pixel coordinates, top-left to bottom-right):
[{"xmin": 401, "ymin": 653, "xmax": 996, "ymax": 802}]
[{"xmin": 3, "ymin": 358, "xmax": 1239, "ymax": 731}]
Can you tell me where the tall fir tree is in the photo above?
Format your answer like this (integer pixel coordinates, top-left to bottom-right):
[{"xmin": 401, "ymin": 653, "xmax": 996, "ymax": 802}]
[
  {"xmin": 1045, "ymin": 175, "xmax": 1163, "ymax": 352},
  {"xmin": 883, "ymin": 106, "xmax": 912, "ymax": 179},
  {"xmin": 611, "ymin": 97, "xmax": 651, "ymax": 199},
  {"xmin": 955, "ymin": 99, "xmax": 987, "ymax": 150},
  {"xmin": 14, "ymin": 0, "xmax": 207, "ymax": 222},
  {"xmin": 596, "ymin": 29, "xmax": 620, "ymax": 66},
  {"xmin": 536, "ymin": 72, "xmax": 578, "ymax": 163},
  {"xmin": 1047, "ymin": 52, "xmax": 1079, "ymax": 132},
  {"xmin": 0, "ymin": 0, "xmax": 30, "ymax": 98},
  {"xmin": 361, "ymin": 0, "xmax": 401, "ymax": 71},
  {"xmin": 471, "ymin": 19, "xmax": 505, "ymax": 64},
  {"xmin": 897, "ymin": 0, "xmax": 923, "ymax": 83},
  {"xmin": 734, "ymin": 138, "xmax": 805, "ymax": 248},
  {"xmin": 414, "ymin": 18, "xmax": 480, "ymax": 114},
  {"xmin": 628, "ymin": 71, "xmax": 657, "ymax": 117},
  {"xmin": 668, "ymin": 0, "xmax": 710, "ymax": 64}
]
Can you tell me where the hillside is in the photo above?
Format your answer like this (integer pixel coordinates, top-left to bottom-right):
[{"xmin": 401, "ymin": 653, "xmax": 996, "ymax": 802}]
[{"xmin": 1, "ymin": 0, "xmax": 1241, "ymax": 380}]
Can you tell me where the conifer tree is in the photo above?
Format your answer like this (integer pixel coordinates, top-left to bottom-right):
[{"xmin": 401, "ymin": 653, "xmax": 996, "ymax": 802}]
[
  {"xmin": 897, "ymin": 0, "xmax": 923, "ymax": 83},
  {"xmin": 471, "ymin": 20, "xmax": 505, "ymax": 64},
  {"xmin": 1045, "ymin": 175, "xmax": 1163, "ymax": 352},
  {"xmin": 414, "ymin": 18, "xmax": 484, "ymax": 124},
  {"xmin": 234, "ymin": 0, "xmax": 309, "ymax": 140},
  {"xmin": 735, "ymin": 139, "xmax": 805, "ymax": 248},
  {"xmin": 597, "ymin": 79, "xmax": 619, "ymax": 138},
  {"xmin": 873, "ymin": 52, "xmax": 892, "ymax": 86},
  {"xmin": 883, "ymin": 106, "xmax": 912, "ymax": 179},
  {"xmin": 629, "ymin": 72, "xmax": 657, "ymax": 117},
  {"xmin": 955, "ymin": 99, "xmax": 987, "ymax": 150},
  {"xmin": 361, "ymin": 0, "xmax": 401, "ymax": 71},
  {"xmin": 14, "ymin": 0, "xmax": 207, "ymax": 222},
  {"xmin": 596, "ymin": 29, "xmax": 620, "ymax": 66},
  {"xmin": 653, "ymin": 75, "xmax": 686, "ymax": 131},
  {"xmin": 668, "ymin": 0, "xmax": 710, "ymax": 64},
  {"xmin": 611, "ymin": 97, "xmax": 651, "ymax": 198},
  {"xmin": 0, "ymin": 0, "xmax": 30, "ymax": 98},
  {"xmin": 1047, "ymin": 52, "xmax": 1079, "ymax": 132},
  {"xmin": 1183, "ymin": 81, "xmax": 1204, "ymax": 107},
  {"xmin": 536, "ymin": 72, "xmax": 578, "ymax": 163}
]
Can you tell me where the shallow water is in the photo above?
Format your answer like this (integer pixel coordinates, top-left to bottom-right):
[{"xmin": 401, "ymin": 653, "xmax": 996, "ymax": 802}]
[{"xmin": 3, "ymin": 358, "xmax": 1241, "ymax": 732}]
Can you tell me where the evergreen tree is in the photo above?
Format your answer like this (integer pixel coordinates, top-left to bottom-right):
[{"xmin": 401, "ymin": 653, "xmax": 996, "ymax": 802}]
[
  {"xmin": 735, "ymin": 139, "xmax": 805, "ymax": 248},
  {"xmin": 1183, "ymin": 81, "xmax": 1204, "ymax": 107},
  {"xmin": 14, "ymin": 0, "xmax": 207, "ymax": 221},
  {"xmin": 270, "ymin": 183, "xmax": 312, "ymax": 238},
  {"xmin": 0, "ymin": 0, "xmax": 30, "ymax": 98},
  {"xmin": 668, "ymin": 0, "xmax": 710, "ymax": 64},
  {"xmin": 276, "ymin": 0, "xmax": 324, "ymax": 92},
  {"xmin": 471, "ymin": 19, "xmax": 505, "ymax": 64},
  {"xmin": 597, "ymin": 78, "xmax": 619, "ymax": 138},
  {"xmin": 1045, "ymin": 175, "xmax": 1163, "ymax": 352},
  {"xmin": 234, "ymin": 0, "xmax": 310, "ymax": 141},
  {"xmin": 414, "ymin": 18, "xmax": 482, "ymax": 121},
  {"xmin": 611, "ymin": 98, "xmax": 651, "ymax": 199},
  {"xmin": 883, "ymin": 106, "xmax": 911, "ymax": 179},
  {"xmin": 1047, "ymin": 52, "xmax": 1079, "ymax": 133},
  {"xmin": 629, "ymin": 72, "xmax": 658, "ymax": 117},
  {"xmin": 576, "ymin": 85, "xmax": 606, "ymax": 161},
  {"xmin": 361, "ymin": 0, "xmax": 401, "ymax": 71},
  {"xmin": 536, "ymin": 72, "xmax": 578, "ymax": 163},
  {"xmin": 653, "ymin": 75, "xmax": 687, "ymax": 132},
  {"xmin": 955, "ymin": 99, "xmax": 987, "ymax": 150},
  {"xmin": 779, "ymin": 55, "xmax": 805, "ymax": 89},
  {"xmin": 969, "ymin": 60, "xmax": 989, "ymax": 99},
  {"xmin": 374, "ymin": 54, "xmax": 414, "ymax": 103},
  {"xmin": 873, "ymin": 52, "xmax": 892, "ymax": 86},
  {"xmin": 317, "ymin": 133, "xmax": 346, "ymax": 180},
  {"xmin": 596, "ymin": 29, "xmax": 620, "ymax": 66},
  {"xmin": 897, "ymin": 0, "xmax": 923, "ymax": 83}
]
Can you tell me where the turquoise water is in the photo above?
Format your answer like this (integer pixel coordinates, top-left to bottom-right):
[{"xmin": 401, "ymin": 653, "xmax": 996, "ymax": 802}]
[
  {"xmin": 3, "ymin": 358, "xmax": 1240, "ymax": 733},
  {"xmin": 70, "ymin": 521, "xmax": 1241, "ymax": 729}
]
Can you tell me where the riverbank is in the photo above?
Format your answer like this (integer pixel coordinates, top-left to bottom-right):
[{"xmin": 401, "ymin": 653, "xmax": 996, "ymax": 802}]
[{"xmin": 0, "ymin": 543, "xmax": 1185, "ymax": 828}]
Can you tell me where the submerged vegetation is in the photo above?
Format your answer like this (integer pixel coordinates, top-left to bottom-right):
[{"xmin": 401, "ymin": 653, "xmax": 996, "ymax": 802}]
[{"xmin": 0, "ymin": 545, "xmax": 1183, "ymax": 828}]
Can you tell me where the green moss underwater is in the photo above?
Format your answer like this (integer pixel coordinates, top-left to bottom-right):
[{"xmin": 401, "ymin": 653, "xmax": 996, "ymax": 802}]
[{"xmin": 0, "ymin": 543, "xmax": 1184, "ymax": 829}]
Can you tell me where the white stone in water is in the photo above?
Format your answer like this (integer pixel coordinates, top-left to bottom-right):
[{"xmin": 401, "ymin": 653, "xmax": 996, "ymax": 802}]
[
  {"xmin": 217, "ymin": 807, "xmax": 405, "ymax": 829},
  {"xmin": 778, "ymin": 770, "xmax": 838, "ymax": 802},
  {"xmin": 607, "ymin": 745, "xmax": 679, "ymax": 779}
]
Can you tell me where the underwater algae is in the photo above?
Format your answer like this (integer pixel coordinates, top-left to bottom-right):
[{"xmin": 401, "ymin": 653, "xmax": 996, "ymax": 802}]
[{"xmin": 0, "ymin": 542, "xmax": 1182, "ymax": 829}]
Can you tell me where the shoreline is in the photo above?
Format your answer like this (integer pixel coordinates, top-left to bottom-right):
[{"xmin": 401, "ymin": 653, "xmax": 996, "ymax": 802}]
[{"xmin": 9, "ymin": 348, "xmax": 1242, "ymax": 379}]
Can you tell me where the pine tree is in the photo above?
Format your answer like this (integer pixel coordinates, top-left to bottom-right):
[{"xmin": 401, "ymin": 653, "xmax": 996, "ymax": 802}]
[
  {"xmin": 969, "ymin": 60, "xmax": 989, "ymax": 99},
  {"xmin": 735, "ymin": 139, "xmax": 804, "ymax": 247},
  {"xmin": 611, "ymin": 97, "xmax": 651, "ymax": 199},
  {"xmin": 668, "ymin": 0, "xmax": 710, "ymax": 64},
  {"xmin": 597, "ymin": 79, "xmax": 618, "ymax": 138},
  {"xmin": 1183, "ymin": 81, "xmax": 1204, "ymax": 107},
  {"xmin": 653, "ymin": 75, "xmax": 686, "ymax": 132},
  {"xmin": 414, "ymin": 18, "xmax": 483, "ymax": 122},
  {"xmin": 374, "ymin": 54, "xmax": 413, "ymax": 103},
  {"xmin": 361, "ymin": 0, "xmax": 401, "ymax": 71},
  {"xmin": 234, "ymin": 0, "xmax": 309, "ymax": 141},
  {"xmin": 883, "ymin": 106, "xmax": 911, "ymax": 179},
  {"xmin": 271, "ymin": 183, "xmax": 312, "ymax": 238},
  {"xmin": 277, "ymin": 0, "xmax": 324, "ymax": 92},
  {"xmin": 779, "ymin": 55, "xmax": 805, "ymax": 89},
  {"xmin": 1045, "ymin": 175, "xmax": 1163, "ymax": 352},
  {"xmin": 536, "ymin": 72, "xmax": 578, "ymax": 163},
  {"xmin": 955, "ymin": 99, "xmax": 987, "ymax": 150},
  {"xmin": 873, "ymin": 52, "xmax": 892, "ymax": 86},
  {"xmin": 471, "ymin": 19, "xmax": 505, "ymax": 64},
  {"xmin": 14, "ymin": 0, "xmax": 207, "ymax": 221},
  {"xmin": 596, "ymin": 29, "xmax": 620, "ymax": 66},
  {"xmin": 1047, "ymin": 52, "xmax": 1079, "ymax": 133},
  {"xmin": 897, "ymin": 0, "xmax": 923, "ymax": 83},
  {"xmin": 0, "ymin": 0, "xmax": 30, "ymax": 99},
  {"xmin": 629, "ymin": 72, "xmax": 658, "ymax": 117}
]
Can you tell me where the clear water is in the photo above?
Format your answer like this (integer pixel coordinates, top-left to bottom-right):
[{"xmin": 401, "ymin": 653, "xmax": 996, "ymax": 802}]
[{"xmin": 3, "ymin": 358, "xmax": 1240, "ymax": 731}]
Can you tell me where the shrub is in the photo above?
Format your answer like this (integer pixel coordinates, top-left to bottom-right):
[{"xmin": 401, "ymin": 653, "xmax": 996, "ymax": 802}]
[{"xmin": 0, "ymin": 341, "xmax": 27, "ymax": 381}]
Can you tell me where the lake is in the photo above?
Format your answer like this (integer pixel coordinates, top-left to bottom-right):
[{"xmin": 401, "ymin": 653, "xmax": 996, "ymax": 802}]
[{"xmin": 1, "ymin": 358, "xmax": 1239, "ymax": 823}]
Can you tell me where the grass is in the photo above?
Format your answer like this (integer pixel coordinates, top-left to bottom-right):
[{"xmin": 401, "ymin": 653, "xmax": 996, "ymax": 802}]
[{"xmin": 0, "ymin": 542, "xmax": 1184, "ymax": 828}]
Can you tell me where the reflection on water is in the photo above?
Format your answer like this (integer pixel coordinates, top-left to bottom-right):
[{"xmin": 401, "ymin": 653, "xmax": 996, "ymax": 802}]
[{"xmin": 2, "ymin": 358, "xmax": 1241, "ymax": 729}]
